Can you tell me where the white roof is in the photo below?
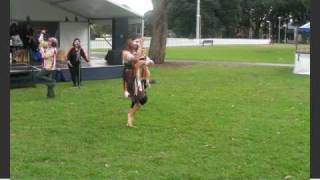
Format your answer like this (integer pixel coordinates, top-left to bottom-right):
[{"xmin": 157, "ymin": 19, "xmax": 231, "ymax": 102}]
[
  {"xmin": 41, "ymin": 0, "xmax": 142, "ymax": 19},
  {"xmin": 11, "ymin": 0, "xmax": 142, "ymax": 21}
]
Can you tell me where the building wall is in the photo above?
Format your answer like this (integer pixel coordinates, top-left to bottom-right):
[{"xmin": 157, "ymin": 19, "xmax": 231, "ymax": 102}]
[
  {"xmin": 11, "ymin": 0, "xmax": 89, "ymax": 57},
  {"xmin": 59, "ymin": 22, "xmax": 89, "ymax": 56}
]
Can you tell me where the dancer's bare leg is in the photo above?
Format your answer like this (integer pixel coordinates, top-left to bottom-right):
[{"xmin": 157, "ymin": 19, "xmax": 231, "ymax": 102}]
[
  {"xmin": 127, "ymin": 103, "xmax": 141, "ymax": 128},
  {"xmin": 123, "ymin": 81, "xmax": 129, "ymax": 97}
]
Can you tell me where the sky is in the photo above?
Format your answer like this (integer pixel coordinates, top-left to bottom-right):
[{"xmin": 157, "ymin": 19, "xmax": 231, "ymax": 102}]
[{"xmin": 109, "ymin": 0, "xmax": 154, "ymax": 16}]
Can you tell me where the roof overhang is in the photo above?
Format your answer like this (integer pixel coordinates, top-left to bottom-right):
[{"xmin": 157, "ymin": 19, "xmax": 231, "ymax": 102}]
[
  {"xmin": 40, "ymin": 0, "xmax": 143, "ymax": 19},
  {"xmin": 11, "ymin": 0, "xmax": 143, "ymax": 22}
]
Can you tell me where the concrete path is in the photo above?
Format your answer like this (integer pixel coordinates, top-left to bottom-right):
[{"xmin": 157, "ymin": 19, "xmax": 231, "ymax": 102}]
[
  {"xmin": 90, "ymin": 52, "xmax": 294, "ymax": 68},
  {"xmin": 166, "ymin": 60, "xmax": 294, "ymax": 67}
]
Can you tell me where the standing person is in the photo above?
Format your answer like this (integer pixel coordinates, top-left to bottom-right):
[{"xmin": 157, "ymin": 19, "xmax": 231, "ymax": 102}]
[
  {"xmin": 122, "ymin": 33, "xmax": 153, "ymax": 128},
  {"xmin": 21, "ymin": 23, "xmax": 34, "ymax": 49},
  {"xmin": 66, "ymin": 38, "xmax": 89, "ymax": 87},
  {"xmin": 10, "ymin": 23, "xmax": 23, "ymax": 47},
  {"xmin": 10, "ymin": 23, "xmax": 24, "ymax": 63},
  {"xmin": 36, "ymin": 37, "xmax": 58, "ymax": 98}
]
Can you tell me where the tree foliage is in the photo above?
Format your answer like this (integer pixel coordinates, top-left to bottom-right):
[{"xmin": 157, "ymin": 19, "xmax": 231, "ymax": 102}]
[{"xmin": 159, "ymin": 0, "xmax": 310, "ymax": 39}]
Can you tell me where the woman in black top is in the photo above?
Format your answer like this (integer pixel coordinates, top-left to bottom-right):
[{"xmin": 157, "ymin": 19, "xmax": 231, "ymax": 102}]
[{"xmin": 66, "ymin": 38, "xmax": 89, "ymax": 86}]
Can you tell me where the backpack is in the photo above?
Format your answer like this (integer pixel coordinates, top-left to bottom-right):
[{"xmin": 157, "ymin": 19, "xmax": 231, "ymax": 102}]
[{"xmin": 31, "ymin": 49, "xmax": 43, "ymax": 62}]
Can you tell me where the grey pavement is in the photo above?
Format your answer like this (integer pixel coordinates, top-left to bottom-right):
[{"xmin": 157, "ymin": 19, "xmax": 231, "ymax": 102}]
[
  {"xmin": 90, "ymin": 52, "xmax": 294, "ymax": 68},
  {"xmin": 166, "ymin": 60, "xmax": 294, "ymax": 67}
]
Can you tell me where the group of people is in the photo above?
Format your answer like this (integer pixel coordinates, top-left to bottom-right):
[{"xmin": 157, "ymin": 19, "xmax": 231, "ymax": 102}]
[
  {"xmin": 38, "ymin": 32, "xmax": 153, "ymax": 127},
  {"xmin": 33, "ymin": 29, "xmax": 153, "ymax": 127},
  {"xmin": 35, "ymin": 29, "xmax": 89, "ymax": 98},
  {"xmin": 10, "ymin": 23, "xmax": 38, "ymax": 64},
  {"xmin": 10, "ymin": 22, "xmax": 90, "ymax": 97}
]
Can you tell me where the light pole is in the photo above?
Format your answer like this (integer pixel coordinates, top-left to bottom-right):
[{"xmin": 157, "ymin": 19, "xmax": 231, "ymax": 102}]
[
  {"xmin": 141, "ymin": 18, "xmax": 145, "ymax": 37},
  {"xmin": 266, "ymin": 20, "xmax": 271, "ymax": 40},
  {"xmin": 283, "ymin": 24, "xmax": 287, "ymax": 43},
  {"xmin": 278, "ymin": 16, "xmax": 282, "ymax": 43},
  {"xmin": 288, "ymin": 16, "xmax": 295, "ymax": 43},
  {"xmin": 196, "ymin": 0, "xmax": 201, "ymax": 40},
  {"xmin": 199, "ymin": 15, "xmax": 202, "ymax": 39}
]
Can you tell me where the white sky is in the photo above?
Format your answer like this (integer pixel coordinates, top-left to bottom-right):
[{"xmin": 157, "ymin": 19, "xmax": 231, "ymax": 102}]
[{"xmin": 110, "ymin": 0, "xmax": 153, "ymax": 16}]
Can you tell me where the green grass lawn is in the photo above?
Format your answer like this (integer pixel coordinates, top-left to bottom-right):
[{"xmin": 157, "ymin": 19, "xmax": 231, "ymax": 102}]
[
  {"xmin": 11, "ymin": 64, "xmax": 309, "ymax": 179},
  {"xmin": 165, "ymin": 44, "xmax": 296, "ymax": 64}
]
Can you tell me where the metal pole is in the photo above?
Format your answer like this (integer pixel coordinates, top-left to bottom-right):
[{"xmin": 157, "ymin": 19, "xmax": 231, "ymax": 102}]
[
  {"xmin": 269, "ymin": 23, "xmax": 271, "ymax": 40},
  {"xmin": 141, "ymin": 18, "xmax": 145, "ymax": 38},
  {"xmin": 196, "ymin": 0, "xmax": 200, "ymax": 40},
  {"xmin": 295, "ymin": 27, "xmax": 298, "ymax": 51},
  {"xmin": 278, "ymin": 17, "xmax": 281, "ymax": 43},
  {"xmin": 199, "ymin": 15, "xmax": 202, "ymax": 39},
  {"xmin": 284, "ymin": 24, "xmax": 287, "ymax": 43},
  {"xmin": 267, "ymin": 21, "xmax": 271, "ymax": 39},
  {"xmin": 78, "ymin": 62, "xmax": 81, "ymax": 88},
  {"xmin": 88, "ymin": 22, "xmax": 91, "ymax": 61}
]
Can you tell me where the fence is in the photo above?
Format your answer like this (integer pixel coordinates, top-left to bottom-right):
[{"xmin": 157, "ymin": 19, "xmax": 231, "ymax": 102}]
[{"xmin": 90, "ymin": 37, "xmax": 271, "ymax": 49}]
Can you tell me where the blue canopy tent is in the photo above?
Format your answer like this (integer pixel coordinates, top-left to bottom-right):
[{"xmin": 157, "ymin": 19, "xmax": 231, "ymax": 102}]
[
  {"xmin": 298, "ymin": 22, "xmax": 310, "ymax": 33},
  {"xmin": 294, "ymin": 22, "xmax": 310, "ymax": 75}
]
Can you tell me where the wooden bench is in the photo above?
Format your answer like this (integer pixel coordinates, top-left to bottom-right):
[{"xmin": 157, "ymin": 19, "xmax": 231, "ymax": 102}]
[{"xmin": 202, "ymin": 40, "xmax": 214, "ymax": 46}]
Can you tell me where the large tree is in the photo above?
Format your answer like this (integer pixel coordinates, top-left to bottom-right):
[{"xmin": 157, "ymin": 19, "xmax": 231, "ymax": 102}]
[
  {"xmin": 240, "ymin": 0, "xmax": 274, "ymax": 38},
  {"xmin": 266, "ymin": 0, "xmax": 310, "ymax": 41},
  {"xmin": 148, "ymin": 0, "xmax": 170, "ymax": 64},
  {"xmin": 166, "ymin": 0, "xmax": 243, "ymax": 38},
  {"xmin": 167, "ymin": 0, "xmax": 222, "ymax": 38},
  {"xmin": 200, "ymin": 0, "xmax": 222, "ymax": 38},
  {"xmin": 167, "ymin": 0, "xmax": 197, "ymax": 38},
  {"xmin": 145, "ymin": 0, "xmax": 310, "ymax": 42},
  {"xmin": 216, "ymin": 0, "xmax": 241, "ymax": 37}
]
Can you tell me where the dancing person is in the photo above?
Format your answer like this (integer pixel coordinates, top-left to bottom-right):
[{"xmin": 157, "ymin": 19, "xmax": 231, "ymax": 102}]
[
  {"xmin": 122, "ymin": 33, "xmax": 154, "ymax": 128},
  {"xmin": 36, "ymin": 37, "xmax": 58, "ymax": 98}
]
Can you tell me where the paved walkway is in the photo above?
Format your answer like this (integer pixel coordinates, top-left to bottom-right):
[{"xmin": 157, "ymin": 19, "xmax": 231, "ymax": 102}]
[
  {"xmin": 90, "ymin": 52, "xmax": 294, "ymax": 68},
  {"xmin": 166, "ymin": 60, "xmax": 294, "ymax": 67}
]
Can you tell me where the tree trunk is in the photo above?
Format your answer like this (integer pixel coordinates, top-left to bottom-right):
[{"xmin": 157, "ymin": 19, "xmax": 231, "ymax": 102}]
[
  {"xmin": 253, "ymin": 21, "xmax": 262, "ymax": 39},
  {"xmin": 148, "ymin": 0, "xmax": 169, "ymax": 64}
]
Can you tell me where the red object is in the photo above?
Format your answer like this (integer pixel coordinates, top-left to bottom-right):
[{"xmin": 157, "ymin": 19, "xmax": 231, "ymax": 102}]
[{"xmin": 48, "ymin": 37, "xmax": 58, "ymax": 44}]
